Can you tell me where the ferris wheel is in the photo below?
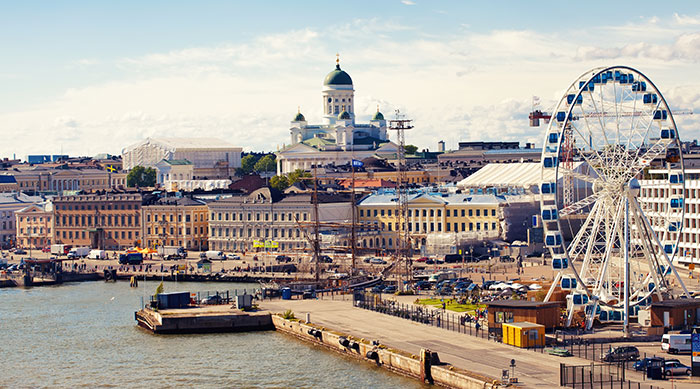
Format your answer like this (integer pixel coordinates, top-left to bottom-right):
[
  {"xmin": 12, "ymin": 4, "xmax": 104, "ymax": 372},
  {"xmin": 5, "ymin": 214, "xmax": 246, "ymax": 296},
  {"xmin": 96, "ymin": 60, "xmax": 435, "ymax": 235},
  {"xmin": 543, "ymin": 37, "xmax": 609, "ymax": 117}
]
[{"xmin": 539, "ymin": 66, "xmax": 691, "ymax": 330}]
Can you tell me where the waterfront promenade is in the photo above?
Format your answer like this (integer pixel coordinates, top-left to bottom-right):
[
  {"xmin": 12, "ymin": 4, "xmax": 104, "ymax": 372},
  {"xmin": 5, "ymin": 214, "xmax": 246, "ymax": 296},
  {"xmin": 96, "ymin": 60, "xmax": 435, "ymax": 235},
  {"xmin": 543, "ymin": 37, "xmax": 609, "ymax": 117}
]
[{"xmin": 261, "ymin": 296, "xmax": 699, "ymax": 389}]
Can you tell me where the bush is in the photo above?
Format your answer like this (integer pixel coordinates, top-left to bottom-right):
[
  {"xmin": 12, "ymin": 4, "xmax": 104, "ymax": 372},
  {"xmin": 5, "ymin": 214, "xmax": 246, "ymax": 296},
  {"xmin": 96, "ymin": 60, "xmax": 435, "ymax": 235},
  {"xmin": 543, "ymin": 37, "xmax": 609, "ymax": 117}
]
[{"xmin": 282, "ymin": 309, "xmax": 296, "ymax": 320}]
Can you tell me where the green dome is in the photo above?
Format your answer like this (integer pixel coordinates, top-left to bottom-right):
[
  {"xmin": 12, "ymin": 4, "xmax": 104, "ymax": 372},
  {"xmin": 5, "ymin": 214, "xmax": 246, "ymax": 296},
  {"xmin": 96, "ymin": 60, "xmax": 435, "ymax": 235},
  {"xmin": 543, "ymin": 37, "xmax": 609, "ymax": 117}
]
[
  {"xmin": 324, "ymin": 64, "xmax": 353, "ymax": 86},
  {"xmin": 372, "ymin": 111, "xmax": 385, "ymax": 121},
  {"xmin": 293, "ymin": 112, "xmax": 306, "ymax": 121},
  {"xmin": 338, "ymin": 110, "xmax": 351, "ymax": 120}
]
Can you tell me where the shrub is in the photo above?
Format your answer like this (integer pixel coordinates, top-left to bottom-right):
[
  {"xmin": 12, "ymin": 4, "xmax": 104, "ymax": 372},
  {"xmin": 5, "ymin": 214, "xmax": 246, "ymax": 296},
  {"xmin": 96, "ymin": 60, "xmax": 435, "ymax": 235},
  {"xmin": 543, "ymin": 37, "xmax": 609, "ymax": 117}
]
[{"xmin": 282, "ymin": 309, "xmax": 296, "ymax": 320}]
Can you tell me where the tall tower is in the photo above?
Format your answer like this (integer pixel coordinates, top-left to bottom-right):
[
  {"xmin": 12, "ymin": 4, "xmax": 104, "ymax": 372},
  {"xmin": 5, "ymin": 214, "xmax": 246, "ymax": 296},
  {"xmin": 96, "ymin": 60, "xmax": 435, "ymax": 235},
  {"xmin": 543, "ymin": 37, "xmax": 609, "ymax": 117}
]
[{"xmin": 322, "ymin": 54, "xmax": 355, "ymax": 125}]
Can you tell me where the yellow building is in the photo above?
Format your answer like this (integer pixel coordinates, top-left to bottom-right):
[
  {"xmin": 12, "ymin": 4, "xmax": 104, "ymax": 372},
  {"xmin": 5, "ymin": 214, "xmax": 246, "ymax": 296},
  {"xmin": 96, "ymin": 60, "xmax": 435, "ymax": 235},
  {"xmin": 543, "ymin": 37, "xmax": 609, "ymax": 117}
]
[
  {"xmin": 141, "ymin": 196, "xmax": 209, "ymax": 251},
  {"xmin": 357, "ymin": 190, "xmax": 503, "ymax": 252},
  {"xmin": 502, "ymin": 322, "xmax": 545, "ymax": 348},
  {"xmin": 15, "ymin": 202, "xmax": 53, "ymax": 249}
]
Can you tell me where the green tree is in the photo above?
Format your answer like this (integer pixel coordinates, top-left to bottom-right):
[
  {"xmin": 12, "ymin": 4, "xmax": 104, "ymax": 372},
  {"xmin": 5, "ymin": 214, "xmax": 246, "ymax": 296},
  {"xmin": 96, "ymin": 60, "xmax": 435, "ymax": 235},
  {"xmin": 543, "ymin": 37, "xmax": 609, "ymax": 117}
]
[
  {"xmin": 404, "ymin": 144, "xmax": 418, "ymax": 155},
  {"xmin": 254, "ymin": 154, "xmax": 277, "ymax": 173},
  {"xmin": 288, "ymin": 169, "xmax": 311, "ymax": 185},
  {"xmin": 127, "ymin": 166, "xmax": 157, "ymax": 187},
  {"xmin": 241, "ymin": 154, "xmax": 259, "ymax": 174},
  {"xmin": 269, "ymin": 175, "xmax": 290, "ymax": 191}
]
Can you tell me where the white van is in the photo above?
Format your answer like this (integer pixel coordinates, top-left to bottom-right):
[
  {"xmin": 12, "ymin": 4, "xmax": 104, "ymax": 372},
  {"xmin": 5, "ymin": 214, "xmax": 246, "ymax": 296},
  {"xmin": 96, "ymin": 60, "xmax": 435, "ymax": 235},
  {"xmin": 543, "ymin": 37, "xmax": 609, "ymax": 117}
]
[
  {"xmin": 205, "ymin": 250, "xmax": 225, "ymax": 260},
  {"xmin": 428, "ymin": 271, "xmax": 457, "ymax": 284},
  {"xmin": 88, "ymin": 249, "xmax": 107, "ymax": 260},
  {"xmin": 661, "ymin": 334, "xmax": 691, "ymax": 354}
]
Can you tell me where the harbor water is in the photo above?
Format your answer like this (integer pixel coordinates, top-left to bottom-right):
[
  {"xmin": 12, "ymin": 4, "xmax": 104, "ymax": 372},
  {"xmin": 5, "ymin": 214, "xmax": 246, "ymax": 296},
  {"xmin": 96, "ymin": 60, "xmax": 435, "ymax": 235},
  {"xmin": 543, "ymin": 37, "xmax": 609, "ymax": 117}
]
[{"xmin": 2, "ymin": 280, "xmax": 422, "ymax": 388}]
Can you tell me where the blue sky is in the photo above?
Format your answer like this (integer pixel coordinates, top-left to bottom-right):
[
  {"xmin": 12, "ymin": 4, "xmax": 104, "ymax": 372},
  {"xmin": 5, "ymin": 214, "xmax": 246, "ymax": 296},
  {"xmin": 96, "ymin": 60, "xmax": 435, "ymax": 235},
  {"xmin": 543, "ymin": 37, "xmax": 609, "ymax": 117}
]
[{"xmin": 3, "ymin": 1, "xmax": 700, "ymax": 157}]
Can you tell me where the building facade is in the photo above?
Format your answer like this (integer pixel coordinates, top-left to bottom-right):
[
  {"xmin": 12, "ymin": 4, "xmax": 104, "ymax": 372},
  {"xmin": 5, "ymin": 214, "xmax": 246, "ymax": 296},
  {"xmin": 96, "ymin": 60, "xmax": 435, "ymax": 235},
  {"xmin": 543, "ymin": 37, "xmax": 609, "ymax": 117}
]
[
  {"xmin": 15, "ymin": 202, "xmax": 53, "ymax": 249},
  {"xmin": 52, "ymin": 193, "xmax": 142, "ymax": 250},
  {"xmin": 207, "ymin": 188, "xmax": 351, "ymax": 253},
  {"xmin": 0, "ymin": 193, "xmax": 47, "ymax": 248},
  {"xmin": 141, "ymin": 196, "xmax": 209, "ymax": 251},
  {"xmin": 122, "ymin": 137, "xmax": 242, "ymax": 179},
  {"xmin": 0, "ymin": 167, "xmax": 126, "ymax": 194},
  {"xmin": 275, "ymin": 58, "xmax": 398, "ymax": 175},
  {"xmin": 357, "ymin": 190, "xmax": 503, "ymax": 253}
]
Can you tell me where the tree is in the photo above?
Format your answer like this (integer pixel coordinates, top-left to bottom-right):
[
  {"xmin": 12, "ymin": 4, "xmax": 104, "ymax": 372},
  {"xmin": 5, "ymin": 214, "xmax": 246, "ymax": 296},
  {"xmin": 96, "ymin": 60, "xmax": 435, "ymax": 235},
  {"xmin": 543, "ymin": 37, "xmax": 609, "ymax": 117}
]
[
  {"xmin": 254, "ymin": 154, "xmax": 277, "ymax": 173},
  {"xmin": 269, "ymin": 175, "xmax": 290, "ymax": 191},
  {"xmin": 240, "ymin": 154, "xmax": 259, "ymax": 174},
  {"xmin": 127, "ymin": 166, "xmax": 157, "ymax": 187},
  {"xmin": 288, "ymin": 169, "xmax": 311, "ymax": 185},
  {"xmin": 404, "ymin": 144, "xmax": 418, "ymax": 155}
]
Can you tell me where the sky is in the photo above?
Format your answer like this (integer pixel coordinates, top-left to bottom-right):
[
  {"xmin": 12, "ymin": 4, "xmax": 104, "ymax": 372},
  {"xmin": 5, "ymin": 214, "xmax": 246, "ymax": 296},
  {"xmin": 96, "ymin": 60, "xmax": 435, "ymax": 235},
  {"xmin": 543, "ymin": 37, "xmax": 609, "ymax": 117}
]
[{"xmin": 3, "ymin": 0, "xmax": 700, "ymax": 159}]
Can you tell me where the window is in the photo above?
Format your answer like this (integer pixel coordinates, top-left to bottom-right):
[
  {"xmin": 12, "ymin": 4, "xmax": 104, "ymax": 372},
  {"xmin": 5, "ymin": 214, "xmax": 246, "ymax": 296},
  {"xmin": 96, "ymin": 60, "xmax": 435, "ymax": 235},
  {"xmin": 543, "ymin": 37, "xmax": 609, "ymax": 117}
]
[
  {"xmin": 468, "ymin": 209, "xmax": 472, "ymax": 217},
  {"xmin": 446, "ymin": 209, "xmax": 450, "ymax": 217},
  {"xmin": 360, "ymin": 210, "xmax": 364, "ymax": 217},
  {"xmin": 491, "ymin": 209, "xmax": 496, "ymax": 217},
  {"xmin": 476, "ymin": 209, "xmax": 481, "ymax": 217}
]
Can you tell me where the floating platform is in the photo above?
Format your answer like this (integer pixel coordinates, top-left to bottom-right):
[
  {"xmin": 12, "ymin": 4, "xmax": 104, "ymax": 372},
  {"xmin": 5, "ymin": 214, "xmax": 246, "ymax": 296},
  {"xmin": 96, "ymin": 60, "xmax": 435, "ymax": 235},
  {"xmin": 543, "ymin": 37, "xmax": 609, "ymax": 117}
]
[{"xmin": 135, "ymin": 305, "xmax": 273, "ymax": 334}]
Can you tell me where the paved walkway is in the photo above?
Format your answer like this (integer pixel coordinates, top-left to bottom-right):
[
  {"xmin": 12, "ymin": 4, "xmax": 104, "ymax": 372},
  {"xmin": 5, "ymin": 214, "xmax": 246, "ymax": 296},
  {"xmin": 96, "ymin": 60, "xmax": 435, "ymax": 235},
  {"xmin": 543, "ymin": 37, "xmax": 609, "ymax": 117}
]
[{"xmin": 261, "ymin": 297, "xmax": 698, "ymax": 388}]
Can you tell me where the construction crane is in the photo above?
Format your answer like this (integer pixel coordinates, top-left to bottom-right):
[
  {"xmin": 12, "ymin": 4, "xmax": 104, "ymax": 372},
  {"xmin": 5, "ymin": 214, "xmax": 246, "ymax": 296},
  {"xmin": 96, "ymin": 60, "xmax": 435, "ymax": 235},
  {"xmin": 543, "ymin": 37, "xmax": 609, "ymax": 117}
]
[
  {"xmin": 528, "ymin": 109, "xmax": 694, "ymax": 127},
  {"xmin": 389, "ymin": 110, "xmax": 414, "ymax": 290}
]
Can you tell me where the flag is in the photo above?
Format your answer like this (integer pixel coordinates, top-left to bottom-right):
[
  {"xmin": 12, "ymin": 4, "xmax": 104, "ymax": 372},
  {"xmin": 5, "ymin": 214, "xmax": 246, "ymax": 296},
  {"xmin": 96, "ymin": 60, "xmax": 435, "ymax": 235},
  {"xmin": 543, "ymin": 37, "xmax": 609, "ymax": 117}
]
[{"xmin": 351, "ymin": 159, "xmax": 364, "ymax": 168}]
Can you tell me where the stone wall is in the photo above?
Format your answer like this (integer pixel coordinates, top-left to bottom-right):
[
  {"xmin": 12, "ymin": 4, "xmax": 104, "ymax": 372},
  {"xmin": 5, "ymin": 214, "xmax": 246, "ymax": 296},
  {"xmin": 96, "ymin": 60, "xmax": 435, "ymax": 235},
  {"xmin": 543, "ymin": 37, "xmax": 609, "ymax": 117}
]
[{"xmin": 271, "ymin": 314, "xmax": 499, "ymax": 389}]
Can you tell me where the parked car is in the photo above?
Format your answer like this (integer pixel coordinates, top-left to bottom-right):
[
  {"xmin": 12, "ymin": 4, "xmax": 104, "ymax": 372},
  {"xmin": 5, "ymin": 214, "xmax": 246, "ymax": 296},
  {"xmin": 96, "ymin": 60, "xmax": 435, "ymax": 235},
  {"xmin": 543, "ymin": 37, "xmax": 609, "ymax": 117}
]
[
  {"xmin": 601, "ymin": 346, "xmax": 639, "ymax": 362},
  {"xmin": 383, "ymin": 285, "xmax": 397, "ymax": 294},
  {"xmin": 14, "ymin": 249, "xmax": 27, "ymax": 255},
  {"xmin": 201, "ymin": 295, "xmax": 223, "ymax": 305},
  {"xmin": 414, "ymin": 280, "xmax": 431, "ymax": 290},
  {"xmin": 227, "ymin": 254, "xmax": 241, "ymax": 260},
  {"xmin": 276, "ymin": 255, "xmax": 292, "ymax": 263},
  {"xmin": 41, "ymin": 247, "xmax": 51, "ymax": 253},
  {"xmin": 415, "ymin": 257, "xmax": 429, "ymax": 262},
  {"xmin": 319, "ymin": 255, "xmax": 333, "ymax": 263},
  {"xmin": 425, "ymin": 259, "xmax": 435, "ymax": 265},
  {"xmin": 663, "ymin": 361, "xmax": 691, "ymax": 377},
  {"xmin": 371, "ymin": 285, "xmax": 385, "ymax": 293},
  {"xmin": 634, "ymin": 357, "xmax": 664, "ymax": 371},
  {"xmin": 370, "ymin": 257, "xmax": 387, "ymax": 265}
]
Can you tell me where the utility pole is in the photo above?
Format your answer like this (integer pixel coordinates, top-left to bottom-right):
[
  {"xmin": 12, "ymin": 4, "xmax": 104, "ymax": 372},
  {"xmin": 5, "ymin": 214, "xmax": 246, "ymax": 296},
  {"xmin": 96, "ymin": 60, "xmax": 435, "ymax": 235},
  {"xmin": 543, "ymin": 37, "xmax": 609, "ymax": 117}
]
[
  {"xmin": 350, "ymin": 158, "xmax": 357, "ymax": 275},
  {"xmin": 313, "ymin": 164, "xmax": 320, "ymax": 284},
  {"xmin": 389, "ymin": 110, "xmax": 413, "ymax": 290}
]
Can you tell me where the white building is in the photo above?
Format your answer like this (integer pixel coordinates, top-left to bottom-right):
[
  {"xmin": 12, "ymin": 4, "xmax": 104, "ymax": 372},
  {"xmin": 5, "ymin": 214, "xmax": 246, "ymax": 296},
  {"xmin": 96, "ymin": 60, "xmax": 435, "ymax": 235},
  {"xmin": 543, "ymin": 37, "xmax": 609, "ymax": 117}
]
[
  {"xmin": 639, "ymin": 168, "xmax": 700, "ymax": 265},
  {"xmin": 276, "ymin": 58, "xmax": 398, "ymax": 174},
  {"xmin": 0, "ymin": 193, "xmax": 47, "ymax": 248},
  {"xmin": 122, "ymin": 137, "xmax": 242, "ymax": 179}
]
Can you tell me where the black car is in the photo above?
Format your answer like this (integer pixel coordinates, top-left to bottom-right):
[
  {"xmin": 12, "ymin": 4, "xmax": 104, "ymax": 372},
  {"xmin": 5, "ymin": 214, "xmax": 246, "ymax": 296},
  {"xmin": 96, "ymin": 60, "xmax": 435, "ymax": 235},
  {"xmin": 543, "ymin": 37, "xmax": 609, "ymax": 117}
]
[
  {"xmin": 602, "ymin": 346, "xmax": 639, "ymax": 362},
  {"xmin": 276, "ymin": 255, "xmax": 292, "ymax": 263},
  {"xmin": 634, "ymin": 357, "xmax": 664, "ymax": 371},
  {"xmin": 443, "ymin": 254, "xmax": 462, "ymax": 263}
]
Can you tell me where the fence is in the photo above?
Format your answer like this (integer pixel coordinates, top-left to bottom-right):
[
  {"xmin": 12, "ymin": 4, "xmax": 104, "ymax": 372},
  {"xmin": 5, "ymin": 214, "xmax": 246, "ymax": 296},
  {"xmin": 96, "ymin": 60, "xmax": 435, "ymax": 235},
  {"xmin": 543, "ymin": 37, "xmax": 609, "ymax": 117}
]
[
  {"xmin": 560, "ymin": 363, "xmax": 666, "ymax": 389},
  {"xmin": 353, "ymin": 291, "xmax": 491, "ymax": 340}
]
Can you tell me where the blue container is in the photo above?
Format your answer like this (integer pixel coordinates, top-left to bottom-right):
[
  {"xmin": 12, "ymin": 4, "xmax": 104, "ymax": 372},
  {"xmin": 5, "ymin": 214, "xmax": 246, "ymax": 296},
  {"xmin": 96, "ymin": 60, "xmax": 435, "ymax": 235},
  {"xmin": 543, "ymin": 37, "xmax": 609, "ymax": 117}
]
[
  {"xmin": 157, "ymin": 291, "xmax": 191, "ymax": 309},
  {"xmin": 281, "ymin": 287, "xmax": 292, "ymax": 300}
]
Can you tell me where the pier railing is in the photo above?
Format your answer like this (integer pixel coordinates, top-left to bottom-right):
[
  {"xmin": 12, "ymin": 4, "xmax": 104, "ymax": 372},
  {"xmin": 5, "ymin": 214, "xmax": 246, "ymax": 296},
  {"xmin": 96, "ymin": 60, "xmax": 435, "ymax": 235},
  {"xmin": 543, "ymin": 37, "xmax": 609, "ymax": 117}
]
[{"xmin": 353, "ymin": 291, "xmax": 490, "ymax": 340}]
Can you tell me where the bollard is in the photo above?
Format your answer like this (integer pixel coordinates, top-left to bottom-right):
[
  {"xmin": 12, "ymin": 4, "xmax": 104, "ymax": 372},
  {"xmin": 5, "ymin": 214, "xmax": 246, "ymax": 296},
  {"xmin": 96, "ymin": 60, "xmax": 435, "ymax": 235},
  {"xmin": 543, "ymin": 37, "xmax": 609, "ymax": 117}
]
[{"xmin": 306, "ymin": 312, "xmax": 310, "ymax": 323}]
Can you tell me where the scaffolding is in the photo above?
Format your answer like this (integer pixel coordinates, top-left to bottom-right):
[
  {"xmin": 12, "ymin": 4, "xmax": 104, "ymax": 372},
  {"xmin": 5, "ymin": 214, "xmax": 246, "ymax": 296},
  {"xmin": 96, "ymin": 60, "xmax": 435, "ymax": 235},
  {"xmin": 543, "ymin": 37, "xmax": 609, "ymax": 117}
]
[{"xmin": 389, "ymin": 111, "xmax": 413, "ymax": 286}]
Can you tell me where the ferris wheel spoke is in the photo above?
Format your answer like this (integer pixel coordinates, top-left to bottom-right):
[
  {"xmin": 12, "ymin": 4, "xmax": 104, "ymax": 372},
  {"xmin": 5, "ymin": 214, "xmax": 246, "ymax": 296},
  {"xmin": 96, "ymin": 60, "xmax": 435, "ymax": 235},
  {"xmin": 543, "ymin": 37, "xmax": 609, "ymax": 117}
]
[
  {"xmin": 578, "ymin": 201, "xmax": 604, "ymax": 278},
  {"xmin": 559, "ymin": 192, "xmax": 601, "ymax": 217}
]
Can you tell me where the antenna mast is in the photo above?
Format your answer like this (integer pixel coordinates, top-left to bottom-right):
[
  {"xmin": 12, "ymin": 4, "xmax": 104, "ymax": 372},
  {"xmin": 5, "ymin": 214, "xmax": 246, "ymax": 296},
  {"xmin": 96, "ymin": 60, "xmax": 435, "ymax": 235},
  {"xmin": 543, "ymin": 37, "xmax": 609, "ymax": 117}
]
[{"xmin": 389, "ymin": 110, "xmax": 413, "ymax": 289}]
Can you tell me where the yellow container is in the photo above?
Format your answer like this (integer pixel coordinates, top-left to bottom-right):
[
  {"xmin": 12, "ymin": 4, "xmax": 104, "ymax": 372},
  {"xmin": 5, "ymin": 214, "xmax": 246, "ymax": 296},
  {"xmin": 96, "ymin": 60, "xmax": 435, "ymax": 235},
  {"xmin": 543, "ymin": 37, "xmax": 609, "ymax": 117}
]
[{"xmin": 502, "ymin": 322, "xmax": 545, "ymax": 348}]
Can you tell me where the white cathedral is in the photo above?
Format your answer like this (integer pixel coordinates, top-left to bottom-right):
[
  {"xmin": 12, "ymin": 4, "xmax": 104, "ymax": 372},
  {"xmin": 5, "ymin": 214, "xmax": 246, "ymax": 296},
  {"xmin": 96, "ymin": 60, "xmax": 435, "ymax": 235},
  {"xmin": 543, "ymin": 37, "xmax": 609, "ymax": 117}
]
[{"xmin": 275, "ymin": 57, "xmax": 398, "ymax": 175}]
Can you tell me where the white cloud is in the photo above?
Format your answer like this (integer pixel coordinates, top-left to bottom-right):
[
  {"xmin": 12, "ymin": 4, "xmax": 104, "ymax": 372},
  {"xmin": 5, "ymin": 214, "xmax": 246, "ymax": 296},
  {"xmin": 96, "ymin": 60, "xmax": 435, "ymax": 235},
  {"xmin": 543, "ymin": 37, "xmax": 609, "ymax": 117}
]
[
  {"xmin": 673, "ymin": 13, "xmax": 700, "ymax": 26},
  {"xmin": 3, "ymin": 14, "xmax": 700, "ymax": 158},
  {"xmin": 401, "ymin": 0, "xmax": 416, "ymax": 5}
]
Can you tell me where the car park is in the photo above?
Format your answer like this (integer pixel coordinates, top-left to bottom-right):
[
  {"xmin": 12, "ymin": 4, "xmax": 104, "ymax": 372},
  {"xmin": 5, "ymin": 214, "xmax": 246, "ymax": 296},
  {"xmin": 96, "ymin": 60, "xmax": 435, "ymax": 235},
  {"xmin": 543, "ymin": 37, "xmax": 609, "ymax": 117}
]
[
  {"xmin": 601, "ymin": 346, "xmax": 639, "ymax": 362},
  {"xmin": 663, "ymin": 361, "xmax": 691, "ymax": 377}
]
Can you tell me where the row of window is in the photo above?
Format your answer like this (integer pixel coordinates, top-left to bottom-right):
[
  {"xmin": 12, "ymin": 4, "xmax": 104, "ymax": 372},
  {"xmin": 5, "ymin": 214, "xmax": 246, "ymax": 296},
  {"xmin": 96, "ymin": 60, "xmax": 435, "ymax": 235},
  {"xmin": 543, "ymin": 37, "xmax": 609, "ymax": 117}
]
[
  {"xmin": 57, "ymin": 214, "xmax": 139, "ymax": 227},
  {"xmin": 19, "ymin": 227, "xmax": 50, "ymax": 235},
  {"xmin": 359, "ymin": 208, "xmax": 496, "ymax": 218},
  {"xmin": 212, "ymin": 211, "xmax": 308, "ymax": 222},
  {"xmin": 146, "ymin": 213, "xmax": 203, "ymax": 223},
  {"xmin": 58, "ymin": 203, "xmax": 137, "ymax": 211},
  {"xmin": 210, "ymin": 227, "xmax": 302, "ymax": 239},
  {"xmin": 146, "ymin": 226, "xmax": 205, "ymax": 236},
  {"xmin": 59, "ymin": 229, "xmax": 139, "ymax": 240}
]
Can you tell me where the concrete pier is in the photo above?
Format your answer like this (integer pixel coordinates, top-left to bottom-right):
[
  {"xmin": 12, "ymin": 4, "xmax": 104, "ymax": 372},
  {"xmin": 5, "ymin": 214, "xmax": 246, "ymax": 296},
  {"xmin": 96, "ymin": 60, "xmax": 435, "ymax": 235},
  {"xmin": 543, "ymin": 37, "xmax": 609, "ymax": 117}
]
[{"xmin": 135, "ymin": 305, "xmax": 273, "ymax": 334}]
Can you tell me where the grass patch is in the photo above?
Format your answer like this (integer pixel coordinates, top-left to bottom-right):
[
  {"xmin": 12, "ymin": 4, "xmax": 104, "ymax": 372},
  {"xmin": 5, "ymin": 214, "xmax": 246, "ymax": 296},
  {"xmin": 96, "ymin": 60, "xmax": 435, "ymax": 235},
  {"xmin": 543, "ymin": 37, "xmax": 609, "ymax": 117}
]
[{"xmin": 416, "ymin": 298, "xmax": 486, "ymax": 313}]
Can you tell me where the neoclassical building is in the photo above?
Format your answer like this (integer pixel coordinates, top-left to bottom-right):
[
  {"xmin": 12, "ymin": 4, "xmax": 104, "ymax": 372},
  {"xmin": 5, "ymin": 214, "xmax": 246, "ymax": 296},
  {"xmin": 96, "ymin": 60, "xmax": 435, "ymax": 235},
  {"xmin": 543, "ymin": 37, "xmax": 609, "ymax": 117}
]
[{"xmin": 276, "ymin": 58, "xmax": 398, "ymax": 174}]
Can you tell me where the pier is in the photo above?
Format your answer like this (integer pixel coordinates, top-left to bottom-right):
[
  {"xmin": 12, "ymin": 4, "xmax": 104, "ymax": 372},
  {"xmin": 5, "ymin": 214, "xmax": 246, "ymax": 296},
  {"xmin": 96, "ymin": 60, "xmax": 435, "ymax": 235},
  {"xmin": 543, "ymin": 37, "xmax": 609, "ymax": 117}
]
[{"xmin": 135, "ymin": 305, "xmax": 273, "ymax": 334}]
